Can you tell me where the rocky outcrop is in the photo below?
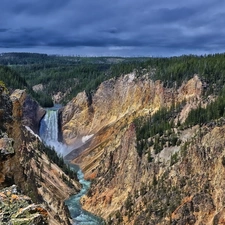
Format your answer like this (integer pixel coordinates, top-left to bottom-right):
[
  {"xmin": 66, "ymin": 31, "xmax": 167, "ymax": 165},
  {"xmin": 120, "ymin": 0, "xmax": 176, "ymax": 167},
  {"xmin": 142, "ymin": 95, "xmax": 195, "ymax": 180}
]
[
  {"xmin": 0, "ymin": 185, "xmax": 48, "ymax": 225},
  {"xmin": 61, "ymin": 91, "xmax": 92, "ymax": 144},
  {"xmin": 53, "ymin": 91, "xmax": 67, "ymax": 104},
  {"xmin": 32, "ymin": 83, "xmax": 44, "ymax": 92},
  {"xmin": 0, "ymin": 134, "xmax": 14, "ymax": 156},
  {"xmin": 178, "ymin": 74, "xmax": 202, "ymax": 99},
  {"xmin": 0, "ymin": 84, "xmax": 80, "ymax": 225},
  {"xmin": 62, "ymin": 73, "xmax": 202, "ymax": 144},
  {"xmin": 10, "ymin": 89, "xmax": 45, "ymax": 134}
]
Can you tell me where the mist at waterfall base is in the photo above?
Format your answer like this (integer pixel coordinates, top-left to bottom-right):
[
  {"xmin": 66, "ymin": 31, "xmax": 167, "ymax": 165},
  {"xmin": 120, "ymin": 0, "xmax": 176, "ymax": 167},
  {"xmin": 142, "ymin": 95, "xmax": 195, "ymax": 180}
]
[{"xmin": 39, "ymin": 109, "xmax": 105, "ymax": 225}]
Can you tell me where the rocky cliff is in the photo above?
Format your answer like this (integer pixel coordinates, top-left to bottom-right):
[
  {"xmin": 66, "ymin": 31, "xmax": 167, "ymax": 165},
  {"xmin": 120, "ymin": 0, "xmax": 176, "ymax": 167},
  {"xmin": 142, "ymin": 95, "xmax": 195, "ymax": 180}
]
[
  {"xmin": 62, "ymin": 73, "xmax": 201, "ymax": 174},
  {"xmin": 62, "ymin": 73, "xmax": 166, "ymax": 144},
  {"xmin": 0, "ymin": 84, "xmax": 80, "ymax": 225},
  {"xmin": 10, "ymin": 89, "xmax": 46, "ymax": 134},
  {"xmin": 62, "ymin": 74, "xmax": 201, "ymax": 145},
  {"xmin": 60, "ymin": 72, "xmax": 225, "ymax": 224}
]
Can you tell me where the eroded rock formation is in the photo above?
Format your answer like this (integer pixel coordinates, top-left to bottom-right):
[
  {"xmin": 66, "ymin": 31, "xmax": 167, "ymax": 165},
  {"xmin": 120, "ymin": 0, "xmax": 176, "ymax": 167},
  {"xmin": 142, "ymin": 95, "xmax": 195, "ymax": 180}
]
[
  {"xmin": 60, "ymin": 72, "xmax": 225, "ymax": 224},
  {"xmin": 62, "ymin": 73, "xmax": 202, "ymax": 175},
  {"xmin": 10, "ymin": 89, "xmax": 45, "ymax": 134},
  {"xmin": 62, "ymin": 74, "xmax": 202, "ymax": 146}
]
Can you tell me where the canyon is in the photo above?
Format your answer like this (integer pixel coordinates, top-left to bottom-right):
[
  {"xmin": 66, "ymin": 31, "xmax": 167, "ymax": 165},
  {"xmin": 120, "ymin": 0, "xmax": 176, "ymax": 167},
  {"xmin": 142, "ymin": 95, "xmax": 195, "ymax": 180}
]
[
  {"xmin": 61, "ymin": 72, "xmax": 225, "ymax": 224},
  {"xmin": 2, "ymin": 67, "xmax": 225, "ymax": 224}
]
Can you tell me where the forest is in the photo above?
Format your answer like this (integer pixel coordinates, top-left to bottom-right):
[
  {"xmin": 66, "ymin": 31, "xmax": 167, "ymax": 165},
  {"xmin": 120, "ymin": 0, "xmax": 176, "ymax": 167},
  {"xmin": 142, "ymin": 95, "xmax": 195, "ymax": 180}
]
[
  {"xmin": 1, "ymin": 52, "xmax": 225, "ymax": 115},
  {"xmin": 0, "ymin": 53, "xmax": 149, "ymax": 106}
]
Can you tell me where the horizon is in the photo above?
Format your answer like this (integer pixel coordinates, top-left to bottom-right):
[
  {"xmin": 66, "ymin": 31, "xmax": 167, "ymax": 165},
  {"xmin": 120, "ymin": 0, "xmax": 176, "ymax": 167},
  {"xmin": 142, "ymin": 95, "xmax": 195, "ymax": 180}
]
[{"xmin": 1, "ymin": 50, "xmax": 225, "ymax": 59}]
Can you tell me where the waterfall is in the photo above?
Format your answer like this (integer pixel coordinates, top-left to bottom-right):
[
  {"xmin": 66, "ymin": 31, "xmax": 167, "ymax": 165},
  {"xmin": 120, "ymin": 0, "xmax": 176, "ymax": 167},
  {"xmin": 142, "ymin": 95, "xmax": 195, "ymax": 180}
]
[
  {"xmin": 39, "ymin": 108, "xmax": 105, "ymax": 225},
  {"xmin": 39, "ymin": 109, "xmax": 70, "ymax": 156},
  {"xmin": 39, "ymin": 109, "xmax": 58, "ymax": 142}
]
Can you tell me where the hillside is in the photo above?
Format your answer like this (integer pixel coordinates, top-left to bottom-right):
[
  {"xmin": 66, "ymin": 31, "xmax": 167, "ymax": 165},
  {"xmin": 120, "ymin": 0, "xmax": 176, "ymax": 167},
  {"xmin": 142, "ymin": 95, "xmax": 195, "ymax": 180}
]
[
  {"xmin": 59, "ymin": 53, "xmax": 225, "ymax": 224},
  {"xmin": 0, "ymin": 65, "xmax": 53, "ymax": 107},
  {"xmin": 2, "ymin": 52, "xmax": 225, "ymax": 224}
]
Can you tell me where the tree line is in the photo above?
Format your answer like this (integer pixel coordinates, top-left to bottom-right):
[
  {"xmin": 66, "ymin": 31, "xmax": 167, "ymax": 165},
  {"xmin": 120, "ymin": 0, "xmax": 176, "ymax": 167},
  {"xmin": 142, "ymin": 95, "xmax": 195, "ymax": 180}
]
[
  {"xmin": 2, "ymin": 52, "xmax": 225, "ymax": 108},
  {"xmin": 0, "ymin": 65, "xmax": 53, "ymax": 107}
]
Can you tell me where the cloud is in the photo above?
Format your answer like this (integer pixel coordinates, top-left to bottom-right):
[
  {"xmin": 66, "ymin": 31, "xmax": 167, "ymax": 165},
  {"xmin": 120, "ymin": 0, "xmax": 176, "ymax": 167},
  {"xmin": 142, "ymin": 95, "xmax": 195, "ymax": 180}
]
[
  {"xmin": 0, "ymin": 28, "xmax": 9, "ymax": 33},
  {"xmin": 0, "ymin": 0, "xmax": 225, "ymax": 56}
]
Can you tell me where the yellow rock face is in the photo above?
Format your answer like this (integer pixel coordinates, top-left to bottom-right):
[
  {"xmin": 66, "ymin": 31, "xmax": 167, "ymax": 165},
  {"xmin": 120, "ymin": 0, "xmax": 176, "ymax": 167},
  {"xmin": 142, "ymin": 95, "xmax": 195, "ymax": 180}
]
[
  {"xmin": 61, "ymin": 73, "xmax": 204, "ymax": 223},
  {"xmin": 62, "ymin": 73, "xmax": 202, "ymax": 156},
  {"xmin": 62, "ymin": 74, "xmax": 202, "ymax": 144}
]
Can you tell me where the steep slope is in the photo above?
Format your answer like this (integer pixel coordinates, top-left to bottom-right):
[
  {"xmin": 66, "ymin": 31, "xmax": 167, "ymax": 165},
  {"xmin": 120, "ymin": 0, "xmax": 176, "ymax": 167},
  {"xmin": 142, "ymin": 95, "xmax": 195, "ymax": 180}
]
[
  {"xmin": 0, "ymin": 84, "xmax": 80, "ymax": 224},
  {"xmin": 62, "ymin": 73, "xmax": 201, "ymax": 173},
  {"xmin": 10, "ymin": 89, "xmax": 45, "ymax": 134},
  {"xmin": 61, "ymin": 72, "xmax": 208, "ymax": 224},
  {"xmin": 61, "ymin": 73, "xmax": 166, "ymax": 144}
]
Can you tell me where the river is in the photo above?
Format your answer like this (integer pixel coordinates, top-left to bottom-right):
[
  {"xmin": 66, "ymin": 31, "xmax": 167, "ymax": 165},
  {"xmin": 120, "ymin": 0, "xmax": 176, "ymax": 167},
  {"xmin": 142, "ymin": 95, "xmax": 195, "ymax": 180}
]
[{"xmin": 39, "ymin": 108, "xmax": 105, "ymax": 225}]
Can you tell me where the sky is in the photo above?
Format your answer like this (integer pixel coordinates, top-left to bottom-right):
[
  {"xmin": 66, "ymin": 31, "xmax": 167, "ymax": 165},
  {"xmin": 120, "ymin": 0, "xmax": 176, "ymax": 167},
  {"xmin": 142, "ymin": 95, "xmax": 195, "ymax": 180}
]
[{"xmin": 0, "ymin": 0, "xmax": 225, "ymax": 57}]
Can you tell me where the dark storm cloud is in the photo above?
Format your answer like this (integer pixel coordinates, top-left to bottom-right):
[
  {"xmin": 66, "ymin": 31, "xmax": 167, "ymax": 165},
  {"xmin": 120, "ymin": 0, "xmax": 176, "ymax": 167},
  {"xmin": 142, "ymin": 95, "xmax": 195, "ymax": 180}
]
[
  {"xmin": 0, "ymin": 28, "xmax": 9, "ymax": 33},
  {"xmin": 0, "ymin": 0, "xmax": 225, "ymax": 56}
]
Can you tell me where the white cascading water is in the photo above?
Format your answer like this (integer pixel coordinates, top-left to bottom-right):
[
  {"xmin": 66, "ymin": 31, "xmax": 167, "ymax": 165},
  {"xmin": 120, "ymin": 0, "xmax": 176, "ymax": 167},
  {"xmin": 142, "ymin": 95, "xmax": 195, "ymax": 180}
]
[
  {"xmin": 39, "ymin": 109, "xmax": 70, "ymax": 156},
  {"xmin": 39, "ymin": 109, "xmax": 58, "ymax": 143},
  {"xmin": 39, "ymin": 108, "xmax": 105, "ymax": 225}
]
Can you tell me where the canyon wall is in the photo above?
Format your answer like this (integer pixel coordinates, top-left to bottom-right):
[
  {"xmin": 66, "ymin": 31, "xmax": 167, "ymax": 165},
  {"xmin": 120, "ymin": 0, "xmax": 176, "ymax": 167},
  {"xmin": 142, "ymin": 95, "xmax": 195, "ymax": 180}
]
[
  {"xmin": 10, "ymin": 89, "xmax": 46, "ymax": 134},
  {"xmin": 61, "ymin": 73, "xmax": 166, "ymax": 144},
  {"xmin": 61, "ymin": 72, "xmax": 211, "ymax": 224},
  {"xmin": 0, "ymin": 86, "xmax": 80, "ymax": 225},
  {"xmin": 62, "ymin": 73, "xmax": 202, "ymax": 145}
]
